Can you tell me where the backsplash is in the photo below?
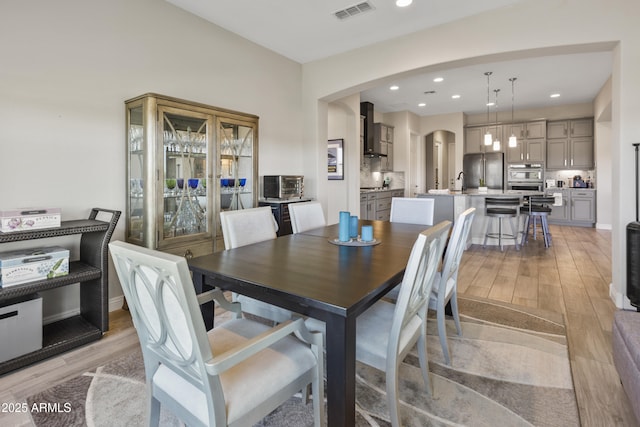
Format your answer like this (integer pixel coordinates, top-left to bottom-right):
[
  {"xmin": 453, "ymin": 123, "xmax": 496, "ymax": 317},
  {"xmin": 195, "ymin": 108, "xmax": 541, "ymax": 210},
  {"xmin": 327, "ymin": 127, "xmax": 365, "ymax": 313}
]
[
  {"xmin": 360, "ymin": 164, "xmax": 404, "ymax": 189},
  {"xmin": 544, "ymin": 169, "xmax": 595, "ymax": 188}
]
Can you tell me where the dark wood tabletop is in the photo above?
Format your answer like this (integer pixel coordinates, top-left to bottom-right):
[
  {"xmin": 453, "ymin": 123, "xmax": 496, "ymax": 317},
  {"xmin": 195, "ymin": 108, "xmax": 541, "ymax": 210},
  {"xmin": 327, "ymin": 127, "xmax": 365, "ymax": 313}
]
[{"xmin": 188, "ymin": 219, "xmax": 429, "ymax": 427}]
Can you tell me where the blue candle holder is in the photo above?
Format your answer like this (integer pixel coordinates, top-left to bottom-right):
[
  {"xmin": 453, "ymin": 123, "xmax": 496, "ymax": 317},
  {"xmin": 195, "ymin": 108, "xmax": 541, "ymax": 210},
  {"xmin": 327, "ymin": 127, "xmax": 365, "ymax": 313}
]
[
  {"xmin": 339, "ymin": 211, "xmax": 351, "ymax": 242},
  {"xmin": 361, "ymin": 225, "xmax": 373, "ymax": 242},
  {"xmin": 349, "ymin": 216, "xmax": 358, "ymax": 239}
]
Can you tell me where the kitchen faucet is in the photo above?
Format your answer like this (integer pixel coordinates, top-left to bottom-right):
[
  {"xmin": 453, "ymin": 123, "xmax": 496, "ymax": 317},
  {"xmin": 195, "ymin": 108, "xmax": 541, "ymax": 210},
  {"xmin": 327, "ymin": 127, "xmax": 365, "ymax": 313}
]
[{"xmin": 456, "ymin": 171, "xmax": 465, "ymax": 191}]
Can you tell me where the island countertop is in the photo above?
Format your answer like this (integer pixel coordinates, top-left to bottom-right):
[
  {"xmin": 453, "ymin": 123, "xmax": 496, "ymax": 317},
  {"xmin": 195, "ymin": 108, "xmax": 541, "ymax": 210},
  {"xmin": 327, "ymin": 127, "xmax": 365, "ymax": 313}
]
[{"xmin": 416, "ymin": 189, "xmax": 544, "ymax": 197}]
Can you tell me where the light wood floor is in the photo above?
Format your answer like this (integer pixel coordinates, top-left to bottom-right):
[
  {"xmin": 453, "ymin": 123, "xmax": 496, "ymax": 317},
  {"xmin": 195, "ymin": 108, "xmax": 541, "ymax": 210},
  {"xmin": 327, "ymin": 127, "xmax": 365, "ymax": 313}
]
[
  {"xmin": 0, "ymin": 225, "xmax": 637, "ymax": 426},
  {"xmin": 458, "ymin": 224, "xmax": 638, "ymax": 426}
]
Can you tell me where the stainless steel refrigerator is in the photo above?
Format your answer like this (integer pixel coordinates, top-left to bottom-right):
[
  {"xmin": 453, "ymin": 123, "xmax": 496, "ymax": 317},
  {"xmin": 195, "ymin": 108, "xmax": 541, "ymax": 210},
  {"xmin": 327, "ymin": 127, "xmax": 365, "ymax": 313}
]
[{"xmin": 463, "ymin": 152, "xmax": 504, "ymax": 189}]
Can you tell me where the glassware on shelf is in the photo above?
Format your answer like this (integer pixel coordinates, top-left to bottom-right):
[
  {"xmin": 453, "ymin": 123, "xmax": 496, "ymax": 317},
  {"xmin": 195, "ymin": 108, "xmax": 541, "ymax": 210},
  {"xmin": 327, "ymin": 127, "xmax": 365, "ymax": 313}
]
[
  {"xmin": 130, "ymin": 126, "xmax": 143, "ymax": 151},
  {"xmin": 239, "ymin": 178, "xmax": 247, "ymax": 191},
  {"xmin": 188, "ymin": 178, "xmax": 199, "ymax": 194},
  {"xmin": 198, "ymin": 178, "xmax": 206, "ymax": 196},
  {"xmin": 177, "ymin": 178, "xmax": 184, "ymax": 191},
  {"xmin": 165, "ymin": 179, "xmax": 176, "ymax": 196},
  {"xmin": 221, "ymin": 178, "xmax": 229, "ymax": 192}
]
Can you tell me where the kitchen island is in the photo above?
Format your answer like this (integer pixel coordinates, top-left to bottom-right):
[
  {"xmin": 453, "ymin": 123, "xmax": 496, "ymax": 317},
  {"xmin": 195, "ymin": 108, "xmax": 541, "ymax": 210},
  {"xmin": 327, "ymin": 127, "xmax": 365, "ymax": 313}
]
[{"xmin": 418, "ymin": 189, "xmax": 544, "ymax": 246}]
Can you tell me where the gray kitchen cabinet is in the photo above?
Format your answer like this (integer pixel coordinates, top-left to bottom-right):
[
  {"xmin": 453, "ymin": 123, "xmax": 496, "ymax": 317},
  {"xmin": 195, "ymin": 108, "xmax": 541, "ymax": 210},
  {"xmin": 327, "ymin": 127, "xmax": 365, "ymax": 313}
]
[
  {"xmin": 545, "ymin": 189, "xmax": 570, "ymax": 221},
  {"xmin": 507, "ymin": 138, "xmax": 545, "ymax": 163},
  {"xmin": 545, "ymin": 189, "xmax": 595, "ymax": 226},
  {"xmin": 506, "ymin": 121, "xmax": 546, "ymax": 140},
  {"xmin": 546, "ymin": 139, "xmax": 568, "ymax": 169},
  {"xmin": 571, "ymin": 137, "xmax": 595, "ymax": 169},
  {"xmin": 523, "ymin": 121, "xmax": 546, "ymax": 139},
  {"xmin": 505, "ymin": 120, "xmax": 546, "ymax": 163},
  {"xmin": 546, "ymin": 138, "xmax": 594, "ymax": 169},
  {"xmin": 360, "ymin": 190, "xmax": 404, "ymax": 220},
  {"xmin": 375, "ymin": 193, "xmax": 393, "ymax": 221},
  {"xmin": 570, "ymin": 190, "xmax": 596, "ymax": 224},
  {"xmin": 547, "ymin": 121, "xmax": 569, "ymax": 139},
  {"xmin": 380, "ymin": 153, "xmax": 393, "ymax": 172},
  {"xmin": 546, "ymin": 118, "xmax": 594, "ymax": 170},
  {"xmin": 465, "ymin": 125, "xmax": 502, "ymax": 153},
  {"xmin": 374, "ymin": 123, "xmax": 394, "ymax": 171},
  {"xmin": 570, "ymin": 119, "xmax": 594, "ymax": 138},
  {"xmin": 360, "ymin": 193, "xmax": 376, "ymax": 220}
]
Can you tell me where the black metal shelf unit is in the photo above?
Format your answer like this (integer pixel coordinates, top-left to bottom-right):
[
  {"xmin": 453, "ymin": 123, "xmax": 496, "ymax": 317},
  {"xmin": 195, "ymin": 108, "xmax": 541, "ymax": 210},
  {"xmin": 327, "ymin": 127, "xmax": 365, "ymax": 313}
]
[{"xmin": 0, "ymin": 208, "xmax": 120, "ymax": 375}]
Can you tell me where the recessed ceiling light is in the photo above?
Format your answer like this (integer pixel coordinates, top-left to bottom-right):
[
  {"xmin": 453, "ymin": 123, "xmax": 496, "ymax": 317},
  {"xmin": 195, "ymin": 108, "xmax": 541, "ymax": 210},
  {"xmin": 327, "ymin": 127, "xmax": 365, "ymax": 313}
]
[
  {"xmin": 451, "ymin": 94, "xmax": 461, "ymax": 99},
  {"xmin": 418, "ymin": 103, "xmax": 426, "ymax": 107},
  {"xmin": 550, "ymin": 93, "xmax": 561, "ymax": 98},
  {"xmin": 396, "ymin": 0, "xmax": 413, "ymax": 7},
  {"xmin": 433, "ymin": 77, "xmax": 444, "ymax": 83},
  {"xmin": 487, "ymin": 102, "xmax": 495, "ymax": 107},
  {"xmin": 390, "ymin": 85, "xmax": 399, "ymax": 91}
]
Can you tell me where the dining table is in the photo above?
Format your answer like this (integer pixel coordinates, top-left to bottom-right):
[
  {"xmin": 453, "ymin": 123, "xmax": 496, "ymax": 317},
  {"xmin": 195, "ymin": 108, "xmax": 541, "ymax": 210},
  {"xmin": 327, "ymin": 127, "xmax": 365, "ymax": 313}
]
[{"xmin": 188, "ymin": 219, "xmax": 430, "ymax": 427}]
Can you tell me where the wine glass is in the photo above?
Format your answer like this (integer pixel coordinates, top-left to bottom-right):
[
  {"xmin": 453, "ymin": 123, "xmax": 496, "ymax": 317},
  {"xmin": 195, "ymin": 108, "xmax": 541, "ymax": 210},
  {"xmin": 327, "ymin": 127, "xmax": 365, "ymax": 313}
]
[
  {"xmin": 221, "ymin": 178, "xmax": 229, "ymax": 193},
  {"xmin": 228, "ymin": 178, "xmax": 236, "ymax": 192},
  {"xmin": 239, "ymin": 178, "xmax": 247, "ymax": 192},
  {"xmin": 165, "ymin": 179, "xmax": 176, "ymax": 196},
  {"xmin": 177, "ymin": 178, "xmax": 184, "ymax": 192},
  {"xmin": 188, "ymin": 178, "xmax": 199, "ymax": 194}
]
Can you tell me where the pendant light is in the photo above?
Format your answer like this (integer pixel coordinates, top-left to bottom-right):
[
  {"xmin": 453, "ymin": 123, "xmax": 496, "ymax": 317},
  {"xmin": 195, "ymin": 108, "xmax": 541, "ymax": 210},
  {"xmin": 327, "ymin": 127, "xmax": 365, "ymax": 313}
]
[
  {"xmin": 493, "ymin": 89, "xmax": 501, "ymax": 151},
  {"xmin": 509, "ymin": 77, "xmax": 518, "ymax": 148},
  {"xmin": 484, "ymin": 72, "xmax": 493, "ymax": 146}
]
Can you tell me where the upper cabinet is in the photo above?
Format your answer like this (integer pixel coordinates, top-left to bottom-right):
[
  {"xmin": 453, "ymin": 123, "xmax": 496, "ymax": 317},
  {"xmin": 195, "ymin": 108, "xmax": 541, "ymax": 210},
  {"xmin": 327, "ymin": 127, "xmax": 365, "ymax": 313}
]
[
  {"xmin": 548, "ymin": 118, "xmax": 593, "ymax": 139},
  {"xmin": 125, "ymin": 93, "xmax": 258, "ymax": 257},
  {"xmin": 465, "ymin": 125, "xmax": 502, "ymax": 153},
  {"xmin": 546, "ymin": 118, "xmax": 594, "ymax": 169},
  {"xmin": 375, "ymin": 123, "xmax": 394, "ymax": 171},
  {"xmin": 505, "ymin": 120, "xmax": 546, "ymax": 163}
]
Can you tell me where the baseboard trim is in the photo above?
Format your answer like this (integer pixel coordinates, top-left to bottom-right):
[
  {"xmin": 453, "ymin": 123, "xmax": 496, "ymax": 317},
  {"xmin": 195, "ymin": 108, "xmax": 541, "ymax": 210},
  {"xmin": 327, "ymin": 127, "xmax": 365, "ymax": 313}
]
[
  {"xmin": 109, "ymin": 295, "xmax": 125, "ymax": 312},
  {"xmin": 609, "ymin": 282, "xmax": 636, "ymax": 310},
  {"xmin": 43, "ymin": 296, "xmax": 126, "ymax": 324}
]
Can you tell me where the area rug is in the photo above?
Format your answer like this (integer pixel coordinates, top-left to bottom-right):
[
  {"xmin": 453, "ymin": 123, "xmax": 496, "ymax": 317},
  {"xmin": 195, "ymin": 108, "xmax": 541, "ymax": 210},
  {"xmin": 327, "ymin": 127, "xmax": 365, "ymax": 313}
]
[{"xmin": 27, "ymin": 296, "xmax": 580, "ymax": 426}]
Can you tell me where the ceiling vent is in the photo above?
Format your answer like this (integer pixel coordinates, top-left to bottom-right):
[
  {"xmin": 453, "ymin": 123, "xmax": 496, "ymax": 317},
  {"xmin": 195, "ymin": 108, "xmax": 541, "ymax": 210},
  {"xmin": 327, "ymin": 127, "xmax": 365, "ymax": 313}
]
[{"xmin": 334, "ymin": 2, "xmax": 375, "ymax": 20}]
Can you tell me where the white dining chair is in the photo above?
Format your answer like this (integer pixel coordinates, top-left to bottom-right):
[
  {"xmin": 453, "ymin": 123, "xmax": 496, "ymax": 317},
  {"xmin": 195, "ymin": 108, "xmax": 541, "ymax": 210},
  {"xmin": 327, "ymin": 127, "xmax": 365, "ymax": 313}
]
[
  {"xmin": 355, "ymin": 221, "xmax": 451, "ymax": 427},
  {"xmin": 386, "ymin": 208, "xmax": 475, "ymax": 364},
  {"xmin": 389, "ymin": 197, "xmax": 435, "ymax": 226},
  {"xmin": 288, "ymin": 201, "xmax": 326, "ymax": 234},
  {"xmin": 219, "ymin": 207, "xmax": 293, "ymax": 324},
  {"xmin": 108, "ymin": 241, "xmax": 324, "ymax": 427},
  {"xmin": 429, "ymin": 207, "xmax": 475, "ymax": 364}
]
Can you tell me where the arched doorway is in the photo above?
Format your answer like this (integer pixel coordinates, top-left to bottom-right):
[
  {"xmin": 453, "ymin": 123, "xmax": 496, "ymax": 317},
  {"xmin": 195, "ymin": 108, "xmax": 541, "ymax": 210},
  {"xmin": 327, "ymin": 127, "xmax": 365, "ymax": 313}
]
[{"xmin": 425, "ymin": 130, "xmax": 456, "ymax": 191}]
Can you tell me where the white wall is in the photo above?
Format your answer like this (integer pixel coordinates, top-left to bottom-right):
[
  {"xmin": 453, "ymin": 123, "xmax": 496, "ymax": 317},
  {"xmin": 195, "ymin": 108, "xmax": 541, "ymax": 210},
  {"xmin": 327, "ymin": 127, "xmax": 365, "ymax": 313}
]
[
  {"xmin": 0, "ymin": 0, "xmax": 305, "ymax": 309},
  {"xmin": 594, "ymin": 77, "xmax": 613, "ymax": 229},
  {"xmin": 301, "ymin": 0, "xmax": 640, "ymax": 308},
  {"xmin": 327, "ymin": 94, "xmax": 361, "ymax": 222}
]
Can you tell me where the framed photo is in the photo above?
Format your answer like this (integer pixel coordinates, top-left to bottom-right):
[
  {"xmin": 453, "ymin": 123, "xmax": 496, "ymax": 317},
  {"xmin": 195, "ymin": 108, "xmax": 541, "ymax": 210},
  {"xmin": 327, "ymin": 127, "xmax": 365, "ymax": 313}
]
[{"xmin": 328, "ymin": 138, "xmax": 344, "ymax": 180}]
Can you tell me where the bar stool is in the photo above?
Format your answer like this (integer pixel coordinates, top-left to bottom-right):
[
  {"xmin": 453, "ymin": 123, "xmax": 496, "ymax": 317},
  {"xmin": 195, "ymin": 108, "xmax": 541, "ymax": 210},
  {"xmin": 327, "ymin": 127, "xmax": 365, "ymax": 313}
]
[
  {"xmin": 520, "ymin": 196, "xmax": 554, "ymax": 247},
  {"xmin": 483, "ymin": 197, "xmax": 521, "ymax": 251}
]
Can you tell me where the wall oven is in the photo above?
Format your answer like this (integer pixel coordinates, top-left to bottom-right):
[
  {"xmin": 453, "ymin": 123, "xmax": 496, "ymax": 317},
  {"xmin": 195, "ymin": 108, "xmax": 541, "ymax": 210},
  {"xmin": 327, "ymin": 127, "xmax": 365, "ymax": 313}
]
[{"xmin": 507, "ymin": 164, "xmax": 543, "ymax": 191}]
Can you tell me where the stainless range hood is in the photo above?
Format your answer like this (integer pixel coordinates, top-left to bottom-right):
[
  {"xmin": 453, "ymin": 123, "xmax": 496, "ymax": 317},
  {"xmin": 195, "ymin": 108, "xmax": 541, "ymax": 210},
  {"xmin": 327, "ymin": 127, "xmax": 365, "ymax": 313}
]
[{"xmin": 360, "ymin": 101, "xmax": 386, "ymax": 157}]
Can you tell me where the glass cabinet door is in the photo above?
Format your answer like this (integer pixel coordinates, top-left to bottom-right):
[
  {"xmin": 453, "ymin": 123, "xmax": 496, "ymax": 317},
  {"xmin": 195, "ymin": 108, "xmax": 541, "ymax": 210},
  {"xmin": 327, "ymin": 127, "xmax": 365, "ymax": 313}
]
[
  {"xmin": 218, "ymin": 117, "xmax": 257, "ymax": 212},
  {"xmin": 159, "ymin": 106, "xmax": 212, "ymax": 245},
  {"xmin": 126, "ymin": 104, "xmax": 145, "ymax": 244}
]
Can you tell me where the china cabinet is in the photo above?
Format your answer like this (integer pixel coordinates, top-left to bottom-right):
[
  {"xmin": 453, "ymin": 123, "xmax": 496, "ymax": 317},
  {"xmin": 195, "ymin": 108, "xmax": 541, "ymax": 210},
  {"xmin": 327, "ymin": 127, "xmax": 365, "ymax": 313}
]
[{"xmin": 125, "ymin": 93, "xmax": 258, "ymax": 256}]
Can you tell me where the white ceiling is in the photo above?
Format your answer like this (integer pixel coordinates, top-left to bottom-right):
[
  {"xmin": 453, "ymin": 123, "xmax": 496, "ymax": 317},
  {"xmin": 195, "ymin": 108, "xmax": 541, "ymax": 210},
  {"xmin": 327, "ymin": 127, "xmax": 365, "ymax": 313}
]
[{"xmin": 166, "ymin": 0, "xmax": 613, "ymax": 117}]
